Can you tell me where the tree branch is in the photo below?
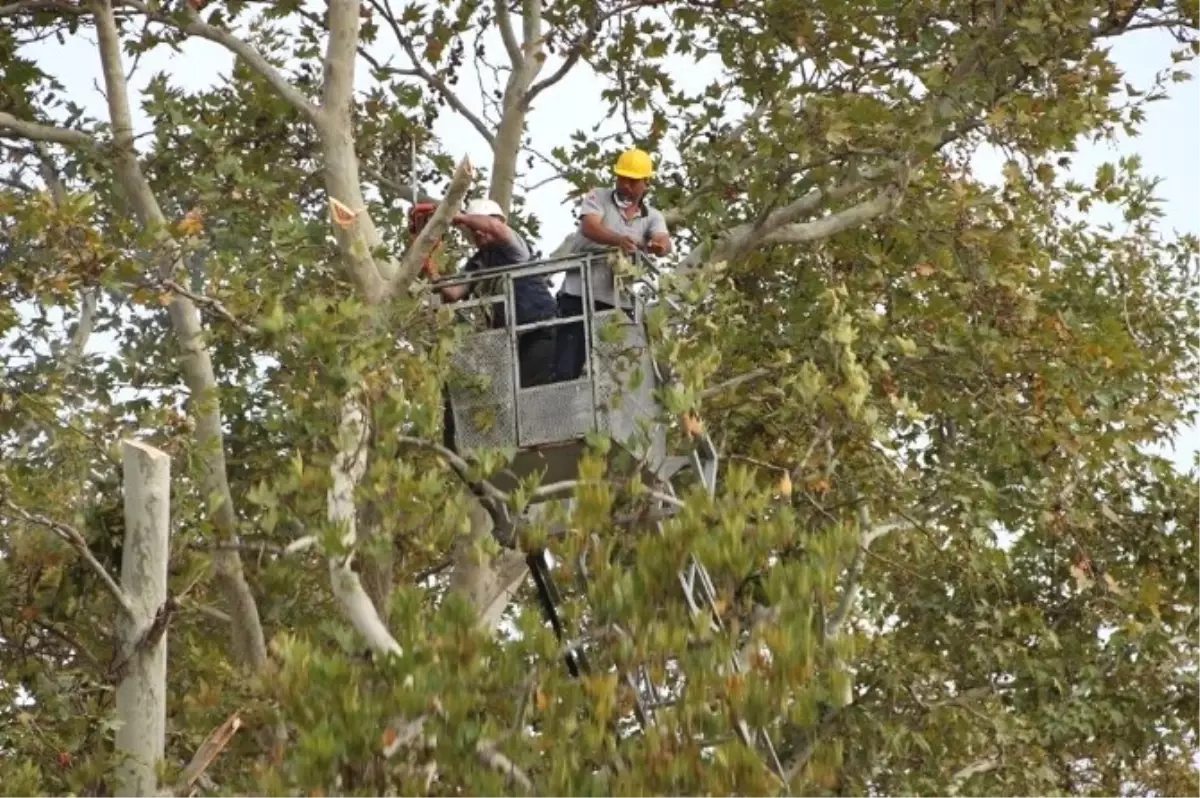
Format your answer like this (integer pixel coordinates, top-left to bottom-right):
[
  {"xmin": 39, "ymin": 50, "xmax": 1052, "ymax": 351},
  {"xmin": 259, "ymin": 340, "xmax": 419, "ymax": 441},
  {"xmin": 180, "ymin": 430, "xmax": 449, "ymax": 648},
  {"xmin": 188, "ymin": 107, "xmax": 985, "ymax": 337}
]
[
  {"xmin": 699, "ymin": 365, "xmax": 777, "ymax": 401},
  {"xmin": 390, "ymin": 156, "xmax": 474, "ymax": 292},
  {"xmin": 327, "ymin": 392, "xmax": 404, "ymax": 657},
  {"xmin": 495, "ymin": 0, "xmax": 522, "ymax": 67},
  {"xmin": 824, "ymin": 507, "xmax": 911, "ymax": 643},
  {"xmin": 476, "ymin": 738, "xmax": 534, "ymax": 793},
  {"xmin": 91, "ymin": 0, "xmax": 268, "ymax": 671},
  {"xmin": 116, "ymin": 0, "xmax": 321, "ymax": 126},
  {"xmin": 396, "ymin": 435, "xmax": 511, "ymax": 507},
  {"xmin": 157, "ymin": 278, "xmax": 255, "ymax": 335},
  {"xmin": 760, "ymin": 187, "xmax": 900, "ymax": 245},
  {"xmin": 680, "ymin": 183, "xmax": 899, "ymax": 271},
  {"xmin": 315, "ymin": 0, "xmax": 388, "ymax": 299},
  {"xmin": 173, "ymin": 711, "xmax": 243, "ymax": 797},
  {"xmin": 520, "ymin": 0, "xmax": 592, "ymax": 107},
  {"xmin": 322, "ymin": 0, "xmax": 359, "ymax": 119},
  {"xmin": 0, "ymin": 112, "xmax": 96, "ymax": 148},
  {"xmin": 524, "ymin": 0, "xmax": 658, "ymax": 107},
  {"xmin": 0, "ymin": 497, "xmax": 135, "ymax": 617},
  {"xmin": 0, "ymin": 0, "xmax": 87, "ymax": 17},
  {"xmin": 947, "ymin": 756, "xmax": 1001, "ymax": 795},
  {"xmin": 368, "ymin": 0, "xmax": 496, "ymax": 147}
]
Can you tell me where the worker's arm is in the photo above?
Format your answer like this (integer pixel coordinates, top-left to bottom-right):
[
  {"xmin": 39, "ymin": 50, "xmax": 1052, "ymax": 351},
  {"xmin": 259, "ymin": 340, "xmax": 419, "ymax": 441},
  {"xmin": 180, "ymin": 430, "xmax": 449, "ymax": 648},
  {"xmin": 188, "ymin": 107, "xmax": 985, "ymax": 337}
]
[
  {"xmin": 644, "ymin": 209, "xmax": 672, "ymax": 256},
  {"xmin": 438, "ymin": 282, "xmax": 470, "ymax": 301},
  {"xmin": 580, "ymin": 213, "xmax": 637, "ymax": 252},
  {"xmin": 577, "ymin": 189, "xmax": 638, "ymax": 253},
  {"xmin": 422, "ymin": 257, "xmax": 470, "ymax": 302}
]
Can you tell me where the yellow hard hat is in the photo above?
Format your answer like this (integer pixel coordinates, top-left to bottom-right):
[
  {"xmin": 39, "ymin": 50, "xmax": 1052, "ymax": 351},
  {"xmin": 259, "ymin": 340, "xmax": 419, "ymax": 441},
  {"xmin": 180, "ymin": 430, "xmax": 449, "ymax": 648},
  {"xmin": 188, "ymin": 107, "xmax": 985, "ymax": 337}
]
[{"xmin": 613, "ymin": 147, "xmax": 654, "ymax": 179}]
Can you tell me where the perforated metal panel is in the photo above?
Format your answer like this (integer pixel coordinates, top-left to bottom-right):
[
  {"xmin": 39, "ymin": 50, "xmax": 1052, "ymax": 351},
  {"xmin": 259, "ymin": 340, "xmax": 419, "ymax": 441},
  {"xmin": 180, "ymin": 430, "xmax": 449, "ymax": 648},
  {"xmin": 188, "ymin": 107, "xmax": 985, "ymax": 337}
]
[
  {"xmin": 440, "ymin": 257, "xmax": 668, "ymax": 481},
  {"xmin": 517, "ymin": 380, "xmax": 596, "ymax": 447},
  {"xmin": 591, "ymin": 311, "xmax": 667, "ymax": 471},
  {"xmin": 448, "ymin": 328, "xmax": 517, "ymax": 451}
]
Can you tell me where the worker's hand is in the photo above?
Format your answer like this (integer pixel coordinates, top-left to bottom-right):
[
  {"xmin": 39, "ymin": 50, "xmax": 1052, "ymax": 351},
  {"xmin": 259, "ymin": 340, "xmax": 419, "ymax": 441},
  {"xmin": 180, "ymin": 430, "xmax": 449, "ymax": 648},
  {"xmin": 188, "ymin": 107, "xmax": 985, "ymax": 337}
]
[
  {"xmin": 451, "ymin": 213, "xmax": 467, "ymax": 227},
  {"xmin": 645, "ymin": 238, "xmax": 668, "ymax": 256},
  {"xmin": 616, "ymin": 235, "xmax": 639, "ymax": 255}
]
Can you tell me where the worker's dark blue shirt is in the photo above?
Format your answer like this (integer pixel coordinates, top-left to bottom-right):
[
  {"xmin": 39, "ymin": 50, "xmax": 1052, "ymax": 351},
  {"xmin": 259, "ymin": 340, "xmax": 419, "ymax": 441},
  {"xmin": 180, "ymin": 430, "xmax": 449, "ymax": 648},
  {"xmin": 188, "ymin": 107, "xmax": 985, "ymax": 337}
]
[{"xmin": 464, "ymin": 230, "xmax": 557, "ymax": 329}]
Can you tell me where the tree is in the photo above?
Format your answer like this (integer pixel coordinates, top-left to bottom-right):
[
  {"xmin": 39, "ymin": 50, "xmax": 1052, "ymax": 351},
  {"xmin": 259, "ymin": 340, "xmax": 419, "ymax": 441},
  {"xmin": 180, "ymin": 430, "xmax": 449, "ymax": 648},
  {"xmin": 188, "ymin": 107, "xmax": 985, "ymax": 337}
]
[{"xmin": 1, "ymin": 0, "xmax": 1197, "ymax": 794}]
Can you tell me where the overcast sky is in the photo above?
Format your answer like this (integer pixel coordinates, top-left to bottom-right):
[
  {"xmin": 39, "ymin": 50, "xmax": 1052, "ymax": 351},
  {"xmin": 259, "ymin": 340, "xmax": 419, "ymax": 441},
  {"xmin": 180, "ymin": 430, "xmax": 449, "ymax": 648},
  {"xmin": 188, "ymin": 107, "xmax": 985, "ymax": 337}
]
[{"xmin": 21, "ymin": 17, "xmax": 1200, "ymax": 468}]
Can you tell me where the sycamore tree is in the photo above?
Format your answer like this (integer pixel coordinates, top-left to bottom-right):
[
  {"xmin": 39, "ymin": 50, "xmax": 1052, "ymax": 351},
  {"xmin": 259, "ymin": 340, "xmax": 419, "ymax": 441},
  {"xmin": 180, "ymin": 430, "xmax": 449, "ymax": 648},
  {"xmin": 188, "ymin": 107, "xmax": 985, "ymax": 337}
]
[{"xmin": 1, "ymin": 0, "xmax": 1197, "ymax": 795}]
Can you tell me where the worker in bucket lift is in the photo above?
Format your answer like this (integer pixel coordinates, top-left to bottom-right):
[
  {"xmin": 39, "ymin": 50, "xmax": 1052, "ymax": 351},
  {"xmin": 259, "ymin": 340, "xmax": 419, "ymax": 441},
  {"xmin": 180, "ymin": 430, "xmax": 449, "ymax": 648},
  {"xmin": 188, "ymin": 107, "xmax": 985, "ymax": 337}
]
[
  {"xmin": 425, "ymin": 199, "xmax": 557, "ymax": 449},
  {"xmin": 553, "ymin": 147, "xmax": 672, "ymax": 382},
  {"xmin": 431, "ymin": 198, "xmax": 558, "ymax": 387}
]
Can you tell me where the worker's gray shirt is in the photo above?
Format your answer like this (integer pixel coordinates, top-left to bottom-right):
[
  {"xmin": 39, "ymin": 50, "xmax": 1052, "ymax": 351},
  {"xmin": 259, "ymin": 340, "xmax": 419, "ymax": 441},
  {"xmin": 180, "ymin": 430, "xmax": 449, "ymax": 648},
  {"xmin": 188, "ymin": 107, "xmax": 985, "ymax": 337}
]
[{"xmin": 560, "ymin": 188, "xmax": 668, "ymax": 308}]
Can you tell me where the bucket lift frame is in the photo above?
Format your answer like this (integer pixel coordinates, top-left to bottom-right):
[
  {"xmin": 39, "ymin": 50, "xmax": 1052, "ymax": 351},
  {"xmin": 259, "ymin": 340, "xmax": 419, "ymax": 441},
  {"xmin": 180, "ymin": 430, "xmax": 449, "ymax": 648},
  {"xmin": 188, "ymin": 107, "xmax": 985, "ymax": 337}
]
[{"xmin": 429, "ymin": 248, "xmax": 788, "ymax": 786}]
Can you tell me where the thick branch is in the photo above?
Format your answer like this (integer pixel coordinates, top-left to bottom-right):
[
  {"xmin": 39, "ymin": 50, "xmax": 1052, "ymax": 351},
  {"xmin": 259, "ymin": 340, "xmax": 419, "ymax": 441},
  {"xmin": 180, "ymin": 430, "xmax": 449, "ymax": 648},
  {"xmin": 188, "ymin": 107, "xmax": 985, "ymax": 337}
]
[
  {"xmin": 114, "ymin": 438, "xmax": 170, "ymax": 798},
  {"xmin": 489, "ymin": 0, "xmax": 545, "ymax": 211},
  {"xmin": 91, "ymin": 0, "xmax": 268, "ymax": 671},
  {"xmin": 116, "ymin": 0, "xmax": 321, "ymax": 126},
  {"xmin": 315, "ymin": 0, "xmax": 389, "ymax": 299},
  {"xmin": 0, "ymin": 112, "xmax": 96, "ymax": 148},
  {"xmin": 322, "ymin": 0, "xmax": 359, "ymax": 119},
  {"xmin": 824, "ymin": 509, "xmax": 910, "ymax": 642},
  {"xmin": 495, "ymin": 0, "xmax": 522, "ymax": 66},
  {"xmin": 327, "ymin": 393, "xmax": 404, "ymax": 657},
  {"xmin": 759, "ymin": 188, "xmax": 900, "ymax": 246},
  {"xmin": 1, "ymin": 497, "xmax": 135, "ymax": 617},
  {"xmin": 390, "ymin": 156, "xmax": 474, "ymax": 291},
  {"xmin": 0, "ymin": 0, "xmax": 87, "ymax": 15}
]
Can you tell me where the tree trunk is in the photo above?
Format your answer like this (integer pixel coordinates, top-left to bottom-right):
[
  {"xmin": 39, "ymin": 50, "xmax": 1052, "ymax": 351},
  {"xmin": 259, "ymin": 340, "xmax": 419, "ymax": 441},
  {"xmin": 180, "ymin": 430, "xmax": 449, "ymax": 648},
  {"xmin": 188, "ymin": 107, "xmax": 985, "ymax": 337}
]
[
  {"xmin": 114, "ymin": 439, "xmax": 170, "ymax": 797},
  {"xmin": 489, "ymin": 106, "xmax": 527, "ymax": 216},
  {"xmin": 447, "ymin": 498, "xmax": 530, "ymax": 632}
]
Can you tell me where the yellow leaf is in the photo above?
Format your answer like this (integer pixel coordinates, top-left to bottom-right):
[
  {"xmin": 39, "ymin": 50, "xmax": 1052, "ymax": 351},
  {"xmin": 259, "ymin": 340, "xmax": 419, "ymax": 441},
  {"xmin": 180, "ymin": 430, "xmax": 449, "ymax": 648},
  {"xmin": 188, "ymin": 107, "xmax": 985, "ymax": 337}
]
[
  {"xmin": 534, "ymin": 688, "xmax": 549, "ymax": 712},
  {"xmin": 1102, "ymin": 572, "xmax": 1125, "ymax": 596},
  {"xmin": 778, "ymin": 471, "xmax": 793, "ymax": 497},
  {"xmin": 914, "ymin": 263, "xmax": 935, "ymax": 277},
  {"xmin": 681, "ymin": 412, "xmax": 703, "ymax": 438},
  {"xmin": 177, "ymin": 208, "xmax": 204, "ymax": 237}
]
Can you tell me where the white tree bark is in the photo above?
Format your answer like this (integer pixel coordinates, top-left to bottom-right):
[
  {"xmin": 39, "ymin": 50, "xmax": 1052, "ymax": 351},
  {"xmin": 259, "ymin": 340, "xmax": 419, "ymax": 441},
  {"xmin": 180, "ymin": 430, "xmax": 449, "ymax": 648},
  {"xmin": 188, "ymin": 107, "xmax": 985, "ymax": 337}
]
[
  {"xmin": 327, "ymin": 393, "xmax": 403, "ymax": 656},
  {"xmin": 90, "ymin": 0, "xmax": 268, "ymax": 671},
  {"xmin": 114, "ymin": 439, "xmax": 170, "ymax": 798}
]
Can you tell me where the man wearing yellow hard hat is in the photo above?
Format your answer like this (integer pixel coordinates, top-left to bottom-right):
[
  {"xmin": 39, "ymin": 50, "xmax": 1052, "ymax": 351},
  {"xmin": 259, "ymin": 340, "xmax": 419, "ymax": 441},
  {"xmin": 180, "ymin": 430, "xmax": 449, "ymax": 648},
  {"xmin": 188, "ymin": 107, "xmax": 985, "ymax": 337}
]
[{"xmin": 554, "ymin": 146, "xmax": 673, "ymax": 381}]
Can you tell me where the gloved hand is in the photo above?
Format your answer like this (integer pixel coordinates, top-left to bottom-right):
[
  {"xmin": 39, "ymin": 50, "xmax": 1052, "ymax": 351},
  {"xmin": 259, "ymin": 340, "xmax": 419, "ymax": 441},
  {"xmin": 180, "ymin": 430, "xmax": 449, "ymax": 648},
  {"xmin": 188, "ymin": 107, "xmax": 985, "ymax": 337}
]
[{"xmin": 408, "ymin": 202, "xmax": 438, "ymax": 235}]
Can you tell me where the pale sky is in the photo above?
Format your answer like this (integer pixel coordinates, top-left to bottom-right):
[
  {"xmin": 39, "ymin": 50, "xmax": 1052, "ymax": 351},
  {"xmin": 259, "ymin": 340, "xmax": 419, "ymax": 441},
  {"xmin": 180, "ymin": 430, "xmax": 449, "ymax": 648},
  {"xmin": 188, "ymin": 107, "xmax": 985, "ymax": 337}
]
[{"xmin": 18, "ymin": 16, "xmax": 1200, "ymax": 468}]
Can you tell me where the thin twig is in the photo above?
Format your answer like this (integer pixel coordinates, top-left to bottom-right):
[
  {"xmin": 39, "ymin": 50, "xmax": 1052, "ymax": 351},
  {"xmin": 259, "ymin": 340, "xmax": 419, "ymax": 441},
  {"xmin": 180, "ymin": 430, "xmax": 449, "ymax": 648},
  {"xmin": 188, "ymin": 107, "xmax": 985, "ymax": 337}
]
[
  {"xmin": 1, "ymin": 497, "xmax": 134, "ymax": 617},
  {"xmin": 476, "ymin": 738, "xmax": 534, "ymax": 792},
  {"xmin": 157, "ymin": 278, "xmax": 256, "ymax": 335}
]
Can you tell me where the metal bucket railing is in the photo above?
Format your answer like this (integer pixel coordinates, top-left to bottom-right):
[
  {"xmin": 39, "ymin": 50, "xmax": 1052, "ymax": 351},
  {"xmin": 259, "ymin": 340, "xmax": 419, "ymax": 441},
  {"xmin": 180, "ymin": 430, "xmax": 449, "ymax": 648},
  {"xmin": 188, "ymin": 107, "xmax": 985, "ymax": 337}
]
[{"xmin": 429, "ymin": 247, "xmax": 667, "ymax": 481}]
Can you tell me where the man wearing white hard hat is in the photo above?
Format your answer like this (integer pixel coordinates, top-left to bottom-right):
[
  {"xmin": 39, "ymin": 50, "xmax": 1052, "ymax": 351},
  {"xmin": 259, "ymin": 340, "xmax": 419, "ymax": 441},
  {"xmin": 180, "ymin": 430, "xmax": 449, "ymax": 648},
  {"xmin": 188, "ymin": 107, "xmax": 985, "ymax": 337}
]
[{"xmin": 432, "ymin": 198, "xmax": 558, "ymax": 387}]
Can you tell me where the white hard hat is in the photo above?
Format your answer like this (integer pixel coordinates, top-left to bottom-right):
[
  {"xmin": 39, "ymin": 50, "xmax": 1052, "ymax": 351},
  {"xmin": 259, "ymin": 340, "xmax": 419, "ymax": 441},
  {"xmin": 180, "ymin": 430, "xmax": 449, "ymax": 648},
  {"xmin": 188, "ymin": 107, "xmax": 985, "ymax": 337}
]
[{"xmin": 465, "ymin": 198, "xmax": 505, "ymax": 218}]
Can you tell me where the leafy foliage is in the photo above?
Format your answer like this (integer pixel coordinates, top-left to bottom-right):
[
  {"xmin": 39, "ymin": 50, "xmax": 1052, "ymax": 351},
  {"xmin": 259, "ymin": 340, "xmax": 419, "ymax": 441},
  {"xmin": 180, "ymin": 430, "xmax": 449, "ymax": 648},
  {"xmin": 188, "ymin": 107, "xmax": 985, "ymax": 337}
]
[{"xmin": 1, "ymin": 0, "xmax": 1197, "ymax": 795}]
